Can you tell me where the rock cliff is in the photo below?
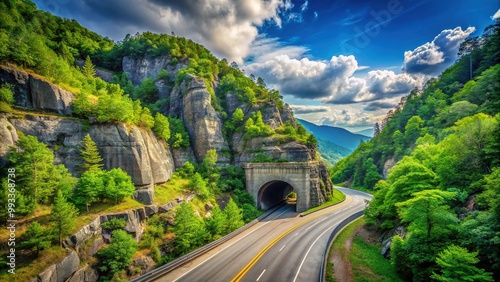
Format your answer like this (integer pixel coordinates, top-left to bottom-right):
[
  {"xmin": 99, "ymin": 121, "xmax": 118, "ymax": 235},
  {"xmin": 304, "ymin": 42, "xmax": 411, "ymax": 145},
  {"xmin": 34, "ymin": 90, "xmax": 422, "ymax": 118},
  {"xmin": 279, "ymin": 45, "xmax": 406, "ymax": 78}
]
[
  {"xmin": 2, "ymin": 114, "xmax": 174, "ymax": 204},
  {"xmin": 168, "ymin": 75, "xmax": 229, "ymax": 163},
  {"xmin": 0, "ymin": 65, "xmax": 73, "ymax": 115}
]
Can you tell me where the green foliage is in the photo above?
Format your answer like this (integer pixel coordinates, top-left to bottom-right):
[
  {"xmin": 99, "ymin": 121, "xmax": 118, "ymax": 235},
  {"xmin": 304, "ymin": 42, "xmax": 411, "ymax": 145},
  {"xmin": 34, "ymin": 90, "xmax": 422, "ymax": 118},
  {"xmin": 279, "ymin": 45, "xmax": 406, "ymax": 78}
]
[
  {"xmin": 223, "ymin": 199, "xmax": 244, "ymax": 233},
  {"xmin": 189, "ymin": 172, "xmax": 210, "ymax": 199},
  {"xmin": 153, "ymin": 113, "xmax": 170, "ymax": 141},
  {"xmin": 101, "ymin": 218, "xmax": 127, "ymax": 231},
  {"xmin": 50, "ymin": 190, "xmax": 78, "ymax": 247},
  {"xmin": 432, "ymin": 245, "xmax": 493, "ymax": 282},
  {"xmin": 204, "ymin": 205, "xmax": 227, "ymax": 240},
  {"xmin": 82, "ymin": 55, "xmax": 95, "ymax": 78},
  {"xmin": 0, "ymin": 83, "xmax": 14, "ymax": 112},
  {"xmin": 173, "ymin": 203, "xmax": 208, "ymax": 256},
  {"xmin": 75, "ymin": 167, "xmax": 135, "ymax": 210},
  {"xmin": 244, "ymin": 111, "xmax": 273, "ymax": 139},
  {"xmin": 20, "ymin": 221, "xmax": 51, "ymax": 257},
  {"xmin": 168, "ymin": 116, "xmax": 190, "ymax": 148},
  {"xmin": 102, "ymin": 168, "xmax": 136, "ymax": 203},
  {"xmin": 97, "ymin": 230, "xmax": 138, "ymax": 281},
  {"xmin": 79, "ymin": 134, "xmax": 103, "ymax": 172},
  {"xmin": 74, "ymin": 169, "xmax": 104, "ymax": 212},
  {"xmin": 7, "ymin": 133, "xmax": 76, "ymax": 213}
]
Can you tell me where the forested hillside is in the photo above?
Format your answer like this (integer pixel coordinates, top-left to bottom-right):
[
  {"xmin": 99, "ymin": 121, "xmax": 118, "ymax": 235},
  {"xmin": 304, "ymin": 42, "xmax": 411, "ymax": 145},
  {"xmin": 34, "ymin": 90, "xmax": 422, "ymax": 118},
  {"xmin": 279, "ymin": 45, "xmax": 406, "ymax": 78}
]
[
  {"xmin": 330, "ymin": 20, "xmax": 500, "ymax": 281},
  {"xmin": 0, "ymin": 1, "xmax": 330, "ymax": 281}
]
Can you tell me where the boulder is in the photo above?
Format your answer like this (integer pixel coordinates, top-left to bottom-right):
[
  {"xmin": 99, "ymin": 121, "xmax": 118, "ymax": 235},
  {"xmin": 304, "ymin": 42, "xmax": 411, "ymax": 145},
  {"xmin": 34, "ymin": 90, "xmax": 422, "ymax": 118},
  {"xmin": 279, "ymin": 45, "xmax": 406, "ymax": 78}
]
[{"xmin": 158, "ymin": 201, "xmax": 176, "ymax": 213}]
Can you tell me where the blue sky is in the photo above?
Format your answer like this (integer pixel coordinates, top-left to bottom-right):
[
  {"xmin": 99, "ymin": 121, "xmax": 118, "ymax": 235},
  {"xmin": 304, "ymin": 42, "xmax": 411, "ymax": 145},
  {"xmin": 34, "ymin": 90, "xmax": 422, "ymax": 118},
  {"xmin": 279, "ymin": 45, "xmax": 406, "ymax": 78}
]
[{"xmin": 34, "ymin": 0, "xmax": 500, "ymax": 132}]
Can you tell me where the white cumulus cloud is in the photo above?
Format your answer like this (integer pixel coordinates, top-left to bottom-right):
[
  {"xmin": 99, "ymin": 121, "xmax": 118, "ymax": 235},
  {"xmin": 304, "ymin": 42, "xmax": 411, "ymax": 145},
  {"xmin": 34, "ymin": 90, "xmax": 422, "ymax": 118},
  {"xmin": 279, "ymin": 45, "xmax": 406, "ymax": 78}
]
[{"xmin": 402, "ymin": 26, "xmax": 475, "ymax": 75}]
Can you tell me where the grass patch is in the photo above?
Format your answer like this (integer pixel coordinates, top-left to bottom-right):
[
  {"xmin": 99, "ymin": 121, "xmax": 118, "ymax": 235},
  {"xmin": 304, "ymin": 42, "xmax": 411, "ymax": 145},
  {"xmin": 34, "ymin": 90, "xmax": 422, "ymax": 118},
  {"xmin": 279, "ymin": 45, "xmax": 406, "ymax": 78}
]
[
  {"xmin": 302, "ymin": 188, "xmax": 346, "ymax": 216},
  {"xmin": 0, "ymin": 246, "xmax": 67, "ymax": 280},
  {"xmin": 328, "ymin": 217, "xmax": 402, "ymax": 282},
  {"xmin": 154, "ymin": 175, "xmax": 189, "ymax": 205}
]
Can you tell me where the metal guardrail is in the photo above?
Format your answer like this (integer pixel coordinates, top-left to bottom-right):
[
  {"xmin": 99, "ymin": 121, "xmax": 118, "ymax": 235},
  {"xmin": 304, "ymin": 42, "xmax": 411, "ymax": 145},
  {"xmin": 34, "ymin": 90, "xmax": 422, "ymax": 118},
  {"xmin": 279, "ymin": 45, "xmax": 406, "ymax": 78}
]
[
  {"xmin": 130, "ymin": 204, "xmax": 285, "ymax": 282},
  {"xmin": 319, "ymin": 210, "xmax": 365, "ymax": 282}
]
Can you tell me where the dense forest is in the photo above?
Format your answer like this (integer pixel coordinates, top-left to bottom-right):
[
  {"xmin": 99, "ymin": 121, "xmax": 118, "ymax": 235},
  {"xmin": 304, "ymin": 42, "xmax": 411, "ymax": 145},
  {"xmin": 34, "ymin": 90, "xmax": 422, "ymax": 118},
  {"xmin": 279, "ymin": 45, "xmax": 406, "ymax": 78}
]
[
  {"xmin": 331, "ymin": 19, "xmax": 500, "ymax": 281},
  {"xmin": 0, "ymin": 0, "xmax": 320, "ymax": 281}
]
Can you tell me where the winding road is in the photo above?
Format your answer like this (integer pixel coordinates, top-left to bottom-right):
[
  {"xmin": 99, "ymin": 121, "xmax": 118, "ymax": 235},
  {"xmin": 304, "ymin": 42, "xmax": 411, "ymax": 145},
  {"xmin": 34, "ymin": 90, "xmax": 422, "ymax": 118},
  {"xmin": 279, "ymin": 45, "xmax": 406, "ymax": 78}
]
[{"xmin": 153, "ymin": 187, "xmax": 372, "ymax": 282}]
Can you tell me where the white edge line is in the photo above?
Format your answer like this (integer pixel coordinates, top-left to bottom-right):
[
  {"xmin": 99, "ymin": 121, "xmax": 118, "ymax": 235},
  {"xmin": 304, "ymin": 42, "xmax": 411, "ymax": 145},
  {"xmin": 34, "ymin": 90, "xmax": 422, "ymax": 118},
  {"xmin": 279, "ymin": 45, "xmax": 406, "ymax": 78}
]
[{"xmin": 256, "ymin": 269, "xmax": 266, "ymax": 281}]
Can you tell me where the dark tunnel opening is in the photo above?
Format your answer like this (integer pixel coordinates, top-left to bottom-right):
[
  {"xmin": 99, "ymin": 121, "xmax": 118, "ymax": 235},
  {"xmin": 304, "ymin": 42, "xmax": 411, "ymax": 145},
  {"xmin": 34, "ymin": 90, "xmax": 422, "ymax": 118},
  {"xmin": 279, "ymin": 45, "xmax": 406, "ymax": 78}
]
[{"xmin": 257, "ymin": 180, "xmax": 295, "ymax": 210}]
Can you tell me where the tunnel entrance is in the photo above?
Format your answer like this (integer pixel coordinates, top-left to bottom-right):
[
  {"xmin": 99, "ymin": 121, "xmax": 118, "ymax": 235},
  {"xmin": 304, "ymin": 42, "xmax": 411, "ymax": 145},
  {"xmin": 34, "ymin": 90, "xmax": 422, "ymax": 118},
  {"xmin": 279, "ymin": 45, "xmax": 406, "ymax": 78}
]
[{"xmin": 257, "ymin": 180, "xmax": 295, "ymax": 210}]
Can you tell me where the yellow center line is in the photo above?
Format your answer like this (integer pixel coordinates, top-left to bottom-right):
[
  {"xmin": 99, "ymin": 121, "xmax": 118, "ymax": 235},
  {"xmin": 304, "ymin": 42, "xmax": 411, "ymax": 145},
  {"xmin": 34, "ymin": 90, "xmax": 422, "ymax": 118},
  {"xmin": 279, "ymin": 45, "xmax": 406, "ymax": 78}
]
[{"xmin": 230, "ymin": 195, "xmax": 353, "ymax": 282}]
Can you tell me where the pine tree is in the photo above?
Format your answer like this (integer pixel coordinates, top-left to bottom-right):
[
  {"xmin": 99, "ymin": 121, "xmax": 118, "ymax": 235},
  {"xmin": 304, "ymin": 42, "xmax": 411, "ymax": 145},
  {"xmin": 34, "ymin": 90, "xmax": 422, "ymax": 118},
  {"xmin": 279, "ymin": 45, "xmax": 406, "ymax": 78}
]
[
  {"xmin": 432, "ymin": 245, "xmax": 493, "ymax": 282},
  {"xmin": 79, "ymin": 134, "xmax": 103, "ymax": 172},
  {"xmin": 20, "ymin": 221, "xmax": 51, "ymax": 257},
  {"xmin": 50, "ymin": 190, "xmax": 78, "ymax": 247},
  {"xmin": 224, "ymin": 199, "xmax": 244, "ymax": 233},
  {"xmin": 82, "ymin": 55, "xmax": 95, "ymax": 78}
]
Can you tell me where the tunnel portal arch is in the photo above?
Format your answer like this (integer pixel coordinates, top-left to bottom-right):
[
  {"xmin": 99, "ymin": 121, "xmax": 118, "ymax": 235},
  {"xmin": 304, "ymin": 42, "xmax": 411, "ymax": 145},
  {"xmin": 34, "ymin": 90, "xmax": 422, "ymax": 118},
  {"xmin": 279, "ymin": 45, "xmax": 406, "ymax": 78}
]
[
  {"xmin": 243, "ymin": 162, "xmax": 312, "ymax": 212},
  {"xmin": 257, "ymin": 180, "xmax": 295, "ymax": 210}
]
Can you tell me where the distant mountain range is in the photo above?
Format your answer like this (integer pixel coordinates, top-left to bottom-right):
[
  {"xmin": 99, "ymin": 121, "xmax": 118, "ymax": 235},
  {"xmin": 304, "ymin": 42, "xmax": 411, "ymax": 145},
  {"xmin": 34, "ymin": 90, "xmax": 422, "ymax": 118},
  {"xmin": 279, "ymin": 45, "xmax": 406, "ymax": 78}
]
[
  {"xmin": 297, "ymin": 119, "xmax": 372, "ymax": 165},
  {"xmin": 354, "ymin": 128, "xmax": 373, "ymax": 137}
]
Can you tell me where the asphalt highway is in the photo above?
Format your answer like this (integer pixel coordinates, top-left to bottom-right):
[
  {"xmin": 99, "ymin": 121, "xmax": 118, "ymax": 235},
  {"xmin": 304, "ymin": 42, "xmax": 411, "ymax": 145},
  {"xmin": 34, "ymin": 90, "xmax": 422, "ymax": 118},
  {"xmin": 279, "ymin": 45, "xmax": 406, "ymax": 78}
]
[{"xmin": 155, "ymin": 187, "xmax": 372, "ymax": 282}]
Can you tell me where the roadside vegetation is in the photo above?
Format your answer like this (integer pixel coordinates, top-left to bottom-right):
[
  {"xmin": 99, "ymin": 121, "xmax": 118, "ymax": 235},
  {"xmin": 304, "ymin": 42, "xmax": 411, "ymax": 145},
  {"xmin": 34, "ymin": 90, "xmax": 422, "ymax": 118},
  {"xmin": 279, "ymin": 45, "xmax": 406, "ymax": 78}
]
[
  {"xmin": 330, "ymin": 19, "xmax": 500, "ymax": 281},
  {"xmin": 327, "ymin": 217, "xmax": 402, "ymax": 282}
]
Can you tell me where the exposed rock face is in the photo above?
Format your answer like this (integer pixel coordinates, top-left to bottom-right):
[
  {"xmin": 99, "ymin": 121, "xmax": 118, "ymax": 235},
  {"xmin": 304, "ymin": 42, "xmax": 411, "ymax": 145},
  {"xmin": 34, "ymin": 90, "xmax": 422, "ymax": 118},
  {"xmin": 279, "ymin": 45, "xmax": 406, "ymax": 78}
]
[
  {"xmin": 169, "ymin": 75, "xmax": 229, "ymax": 163},
  {"xmin": 233, "ymin": 135, "xmax": 314, "ymax": 165},
  {"xmin": 64, "ymin": 217, "xmax": 101, "ymax": 248},
  {"xmin": 0, "ymin": 115, "xmax": 18, "ymax": 166},
  {"xmin": 309, "ymin": 162, "xmax": 334, "ymax": 207},
  {"xmin": 383, "ymin": 157, "xmax": 396, "ymax": 179},
  {"xmin": 0, "ymin": 65, "xmax": 73, "ymax": 115},
  {"xmin": 170, "ymin": 146, "xmax": 196, "ymax": 168},
  {"xmin": 89, "ymin": 123, "xmax": 174, "ymax": 187},
  {"xmin": 122, "ymin": 56, "xmax": 187, "ymax": 85},
  {"xmin": 100, "ymin": 208, "xmax": 147, "ymax": 242},
  {"xmin": 5, "ymin": 115, "xmax": 174, "ymax": 204},
  {"xmin": 38, "ymin": 251, "xmax": 80, "ymax": 282}
]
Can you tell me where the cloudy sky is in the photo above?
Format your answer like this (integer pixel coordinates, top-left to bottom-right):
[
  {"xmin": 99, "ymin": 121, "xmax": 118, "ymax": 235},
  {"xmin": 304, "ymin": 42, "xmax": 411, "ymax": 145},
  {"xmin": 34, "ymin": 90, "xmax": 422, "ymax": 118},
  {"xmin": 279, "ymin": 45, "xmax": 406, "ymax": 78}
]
[{"xmin": 34, "ymin": 0, "xmax": 500, "ymax": 133}]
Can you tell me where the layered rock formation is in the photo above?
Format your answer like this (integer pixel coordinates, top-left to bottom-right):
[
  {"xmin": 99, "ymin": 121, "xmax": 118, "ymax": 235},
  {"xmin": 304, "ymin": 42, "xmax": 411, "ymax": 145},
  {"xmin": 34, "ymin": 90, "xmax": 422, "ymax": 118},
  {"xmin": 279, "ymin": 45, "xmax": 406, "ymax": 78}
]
[
  {"xmin": 0, "ymin": 65, "xmax": 73, "ymax": 115},
  {"xmin": 1, "ymin": 114, "xmax": 174, "ymax": 204},
  {"xmin": 168, "ymin": 75, "xmax": 229, "ymax": 163}
]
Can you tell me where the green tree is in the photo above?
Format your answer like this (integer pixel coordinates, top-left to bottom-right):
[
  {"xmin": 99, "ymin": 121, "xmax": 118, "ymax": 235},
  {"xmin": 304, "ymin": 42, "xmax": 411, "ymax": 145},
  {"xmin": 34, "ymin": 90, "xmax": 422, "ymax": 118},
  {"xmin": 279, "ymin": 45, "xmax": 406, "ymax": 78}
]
[
  {"xmin": 20, "ymin": 221, "xmax": 51, "ymax": 257},
  {"xmin": 79, "ymin": 134, "xmax": 103, "ymax": 172},
  {"xmin": 153, "ymin": 112, "xmax": 170, "ymax": 141},
  {"xmin": 103, "ymin": 168, "xmax": 135, "ymax": 203},
  {"xmin": 205, "ymin": 205, "xmax": 228, "ymax": 240},
  {"xmin": 97, "ymin": 230, "xmax": 138, "ymax": 281},
  {"xmin": 224, "ymin": 199, "xmax": 244, "ymax": 233},
  {"xmin": 173, "ymin": 203, "xmax": 208, "ymax": 255},
  {"xmin": 0, "ymin": 83, "xmax": 14, "ymax": 112},
  {"xmin": 82, "ymin": 55, "xmax": 95, "ymax": 78},
  {"xmin": 396, "ymin": 189, "xmax": 457, "ymax": 239},
  {"xmin": 432, "ymin": 245, "xmax": 493, "ymax": 282},
  {"xmin": 75, "ymin": 169, "xmax": 104, "ymax": 212},
  {"xmin": 232, "ymin": 108, "xmax": 244, "ymax": 124},
  {"xmin": 50, "ymin": 190, "xmax": 78, "ymax": 247},
  {"xmin": 8, "ymin": 133, "xmax": 75, "ymax": 211},
  {"xmin": 189, "ymin": 172, "xmax": 210, "ymax": 199}
]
